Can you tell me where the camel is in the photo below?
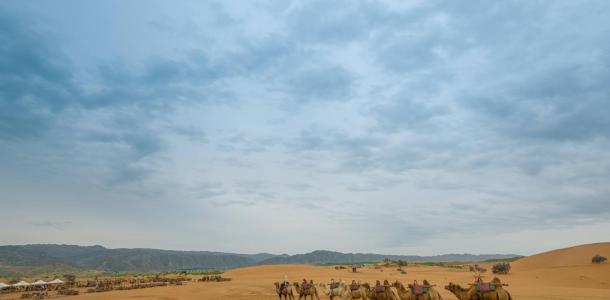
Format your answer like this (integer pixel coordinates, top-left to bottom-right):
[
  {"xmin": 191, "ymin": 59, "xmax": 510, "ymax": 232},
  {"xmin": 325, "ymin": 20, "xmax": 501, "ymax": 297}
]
[
  {"xmin": 294, "ymin": 282, "xmax": 320, "ymax": 300},
  {"xmin": 275, "ymin": 282, "xmax": 295, "ymax": 300},
  {"xmin": 392, "ymin": 280, "xmax": 442, "ymax": 300},
  {"xmin": 320, "ymin": 282, "xmax": 347, "ymax": 300},
  {"xmin": 344, "ymin": 282, "xmax": 370, "ymax": 300},
  {"xmin": 366, "ymin": 281, "xmax": 398, "ymax": 300},
  {"xmin": 444, "ymin": 279, "xmax": 512, "ymax": 300}
]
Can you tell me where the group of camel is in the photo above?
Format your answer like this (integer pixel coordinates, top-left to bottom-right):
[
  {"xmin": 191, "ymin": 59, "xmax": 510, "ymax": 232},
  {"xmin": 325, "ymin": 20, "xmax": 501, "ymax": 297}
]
[{"xmin": 275, "ymin": 278, "xmax": 512, "ymax": 300}]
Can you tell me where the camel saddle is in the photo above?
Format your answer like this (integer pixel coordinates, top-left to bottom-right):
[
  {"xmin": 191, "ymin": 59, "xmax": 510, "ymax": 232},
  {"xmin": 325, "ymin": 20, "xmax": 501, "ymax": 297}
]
[
  {"xmin": 350, "ymin": 284, "xmax": 360, "ymax": 291},
  {"xmin": 280, "ymin": 282, "xmax": 289, "ymax": 291},
  {"xmin": 330, "ymin": 282, "xmax": 340, "ymax": 289},
  {"xmin": 302, "ymin": 283, "xmax": 311, "ymax": 289},
  {"xmin": 375, "ymin": 285, "xmax": 386, "ymax": 293},
  {"xmin": 476, "ymin": 283, "xmax": 496, "ymax": 292},
  {"xmin": 410, "ymin": 284, "xmax": 428, "ymax": 295}
]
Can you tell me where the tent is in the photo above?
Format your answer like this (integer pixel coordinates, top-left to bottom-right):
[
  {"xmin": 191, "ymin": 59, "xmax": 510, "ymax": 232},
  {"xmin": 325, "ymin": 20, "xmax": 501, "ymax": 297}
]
[
  {"xmin": 12, "ymin": 281, "xmax": 30, "ymax": 287},
  {"xmin": 0, "ymin": 282, "xmax": 10, "ymax": 289},
  {"xmin": 49, "ymin": 279, "xmax": 64, "ymax": 284},
  {"xmin": 32, "ymin": 280, "xmax": 47, "ymax": 286}
]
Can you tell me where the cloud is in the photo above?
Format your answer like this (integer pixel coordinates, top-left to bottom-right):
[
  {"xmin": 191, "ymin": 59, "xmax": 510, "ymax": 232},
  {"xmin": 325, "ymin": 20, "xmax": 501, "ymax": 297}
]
[
  {"xmin": 280, "ymin": 65, "xmax": 354, "ymax": 103},
  {"xmin": 0, "ymin": 8, "xmax": 78, "ymax": 139},
  {"xmin": 371, "ymin": 94, "xmax": 449, "ymax": 132},
  {"xmin": 285, "ymin": 0, "xmax": 383, "ymax": 45},
  {"xmin": 1, "ymin": 0, "xmax": 610, "ymax": 254}
]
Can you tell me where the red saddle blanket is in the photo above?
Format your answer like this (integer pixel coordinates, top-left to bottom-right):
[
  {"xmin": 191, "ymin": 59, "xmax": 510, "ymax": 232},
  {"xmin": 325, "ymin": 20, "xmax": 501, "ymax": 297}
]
[
  {"xmin": 477, "ymin": 283, "xmax": 496, "ymax": 292},
  {"xmin": 350, "ymin": 284, "xmax": 360, "ymax": 291}
]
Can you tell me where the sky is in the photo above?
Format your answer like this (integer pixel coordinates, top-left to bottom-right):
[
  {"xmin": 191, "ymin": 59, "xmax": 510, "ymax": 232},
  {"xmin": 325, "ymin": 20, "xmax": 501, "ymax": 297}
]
[{"xmin": 1, "ymin": 0, "xmax": 610, "ymax": 256}]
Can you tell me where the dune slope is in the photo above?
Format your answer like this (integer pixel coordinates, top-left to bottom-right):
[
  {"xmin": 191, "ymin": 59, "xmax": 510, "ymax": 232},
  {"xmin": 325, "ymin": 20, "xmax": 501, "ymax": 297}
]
[{"xmin": 513, "ymin": 242, "xmax": 610, "ymax": 270}]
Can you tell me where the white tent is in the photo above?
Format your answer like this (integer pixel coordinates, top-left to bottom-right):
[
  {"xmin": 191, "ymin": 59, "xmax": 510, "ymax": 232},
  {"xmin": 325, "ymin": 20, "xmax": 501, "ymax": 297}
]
[
  {"xmin": 0, "ymin": 282, "xmax": 10, "ymax": 289},
  {"xmin": 49, "ymin": 279, "xmax": 64, "ymax": 284},
  {"xmin": 32, "ymin": 280, "xmax": 47, "ymax": 286},
  {"xmin": 12, "ymin": 281, "xmax": 30, "ymax": 287}
]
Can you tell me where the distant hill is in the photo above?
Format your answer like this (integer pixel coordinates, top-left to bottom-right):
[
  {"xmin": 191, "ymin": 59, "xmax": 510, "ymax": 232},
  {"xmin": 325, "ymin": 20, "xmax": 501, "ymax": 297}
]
[
  {"xmin": 0, "ymin": 245, "xmax": 264, "ymax": 273},
  {"xmin": 0, "ymin": 244, "xmax": 520, "ymax": 274},
  {"xmin": 257, "ymin": 250, "xmax": 520, "ymax": 265}
]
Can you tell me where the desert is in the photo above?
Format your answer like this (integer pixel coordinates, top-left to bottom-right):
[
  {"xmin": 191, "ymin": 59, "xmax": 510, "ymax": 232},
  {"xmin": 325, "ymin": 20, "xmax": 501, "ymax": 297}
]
[{"xmin": 1, "ymin": 243, "xmax": 608, "ymax": 300}]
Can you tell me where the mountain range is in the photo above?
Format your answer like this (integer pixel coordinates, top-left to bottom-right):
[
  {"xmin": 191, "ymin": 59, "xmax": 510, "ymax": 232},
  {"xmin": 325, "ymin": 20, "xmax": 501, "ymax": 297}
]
[{"xmin": 0, "ymin": 244, "xmax": 521, "ymax": 274}]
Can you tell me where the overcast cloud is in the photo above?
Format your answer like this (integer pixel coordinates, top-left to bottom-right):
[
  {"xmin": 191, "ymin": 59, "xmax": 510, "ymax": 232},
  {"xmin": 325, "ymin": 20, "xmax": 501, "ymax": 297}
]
[{"xmin": 1, "ymin": 0, "xmax": 610, "ymax": 256}]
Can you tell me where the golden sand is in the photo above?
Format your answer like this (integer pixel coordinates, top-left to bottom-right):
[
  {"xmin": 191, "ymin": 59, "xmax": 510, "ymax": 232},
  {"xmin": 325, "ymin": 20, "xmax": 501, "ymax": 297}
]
[{"xmin": 1, "ymin": 243, "xmax": 608, "ymax": 300}]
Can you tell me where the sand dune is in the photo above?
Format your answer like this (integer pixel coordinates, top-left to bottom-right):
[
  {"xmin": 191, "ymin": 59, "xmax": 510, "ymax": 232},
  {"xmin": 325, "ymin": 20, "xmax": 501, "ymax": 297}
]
[
  {"xmin": 1, "ymin": 243, "xmax": 608, "ymax": 300},
  {"xmin": 513, "ymin": 242, "xmax": 610, "ymax": 270},
  {"xmin": 508, "ymin": 242, "xmax": 610, "ymax": 290}
]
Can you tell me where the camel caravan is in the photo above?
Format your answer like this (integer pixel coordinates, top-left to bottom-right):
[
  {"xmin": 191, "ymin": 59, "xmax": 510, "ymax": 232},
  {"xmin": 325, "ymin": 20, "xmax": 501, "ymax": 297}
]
[
  {"xmin": 197, "ymin": 275, "xmax": 232, "ymax": 282},
  {"xmin": 275, "ymin": 277, "xmax": 512, "ymax": 300},
  {"xmin": 83, "ymin": 276, "xmax": 187, "ymax": 293}
]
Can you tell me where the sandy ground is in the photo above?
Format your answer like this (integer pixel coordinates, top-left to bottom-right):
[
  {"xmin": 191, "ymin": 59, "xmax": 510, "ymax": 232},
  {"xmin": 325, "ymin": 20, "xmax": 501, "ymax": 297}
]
[{"xmin": 1, "ymin": 243, "xmax": 608, "ymax": 300}]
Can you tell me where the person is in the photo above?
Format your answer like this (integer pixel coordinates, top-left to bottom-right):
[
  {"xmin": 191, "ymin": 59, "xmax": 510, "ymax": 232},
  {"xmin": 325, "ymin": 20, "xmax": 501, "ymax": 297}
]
[
  {"xmin": 350, "ymin": 280, "xmax": 359, "ymax": 291},
  {"xmin": 302, "ymin": 279, "xmax": 309, "ymax": 289},
  {"xmin": 375, "ymin": 280, "xmax": 384, "ymax": 292},
  {"xmin": 280, "ymin": 275, "xmax": 289, "ymax": 291},
  {"xmin": 412, "ymin": 280, "xmax": 424, "ymax": 295},
  {"xmin": 329, "ymin": 278, "xmax": 338, "ymax": 289}
]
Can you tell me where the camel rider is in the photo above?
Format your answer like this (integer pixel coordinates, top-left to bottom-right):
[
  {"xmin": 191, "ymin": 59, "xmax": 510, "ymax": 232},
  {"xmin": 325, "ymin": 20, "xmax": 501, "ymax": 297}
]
[
  {"xmin": 280, "ymin": 275, "xmax": 289, "ymax": 291},
  {"xmin": 375, "ymin": 280, "xmax": 384, "ymax": 292},
  {"xmin": 350, "ymin": 280, "xmax": 359, "ymax": 290},
  {"xmin": 302, "ymin": 279, "xmax": 309, "ymax": 289},
  {"xmin": 412, "ymin": 280, "xmax": 424, "ymax": 294},
  {"xmin": 329, "ymin": 278, "xmax": 339, "ymax": 290}
]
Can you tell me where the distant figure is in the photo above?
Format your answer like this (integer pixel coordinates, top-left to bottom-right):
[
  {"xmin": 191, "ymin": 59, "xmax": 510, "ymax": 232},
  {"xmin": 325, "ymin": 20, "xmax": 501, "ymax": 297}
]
[
  {"xmin": 302, "ymin": 279, "xmax": 310, "ymax": 289},
  {"xmin": 375, "ymin": 280, "xmax": 384, "ymax": 292},
  {"xmin": 329, "ymin": 278, "xmax": 339, "ymax": 290},
  {"xmin": 280, "ymin": 275, "xmax": 289, "ymax": 290},
  {"xmin": 350, "ymin": 280, "xmax": 358, "ymax": 290}
]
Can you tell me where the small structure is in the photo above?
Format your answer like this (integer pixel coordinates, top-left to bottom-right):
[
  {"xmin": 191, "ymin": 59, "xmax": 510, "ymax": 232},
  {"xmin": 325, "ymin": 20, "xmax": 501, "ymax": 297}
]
[
  {"xmin": 13, "ymin": 281, "xmax": 31, "ymax": 287},
  {"xmin": 32, "ymin": 280, "xmax": 48, "ymax": 286},
  {"xmin": 49, "ymin": 279, "xmax": 65, "ymax": 285}
]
